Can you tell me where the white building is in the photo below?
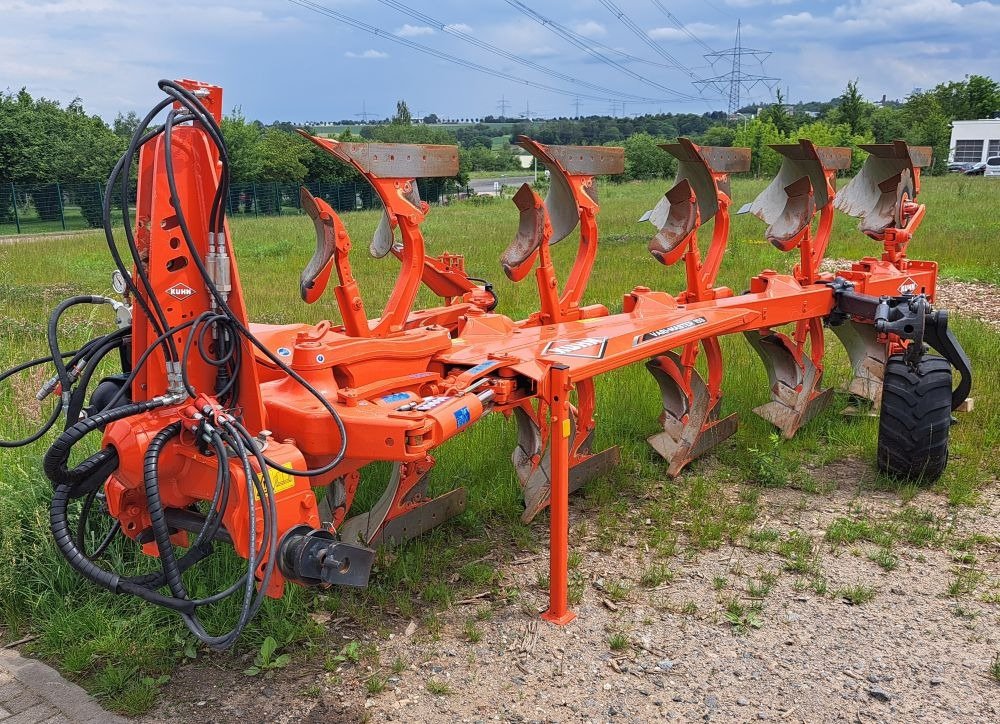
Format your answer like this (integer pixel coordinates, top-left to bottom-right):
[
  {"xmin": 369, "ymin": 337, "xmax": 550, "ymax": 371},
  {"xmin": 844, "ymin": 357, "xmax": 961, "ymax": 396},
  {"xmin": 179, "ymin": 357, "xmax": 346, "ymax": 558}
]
[{"xmin": 949, "ymin": 119, "xmax": 1000, "ymax": 163}]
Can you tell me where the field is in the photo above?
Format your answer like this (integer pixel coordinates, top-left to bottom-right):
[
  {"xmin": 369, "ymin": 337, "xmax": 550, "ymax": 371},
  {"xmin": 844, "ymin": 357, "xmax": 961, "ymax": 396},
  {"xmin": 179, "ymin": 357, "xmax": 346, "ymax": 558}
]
[{"xmin": 1, "ymin": 175, "xmax": 999, "ymax": 717}]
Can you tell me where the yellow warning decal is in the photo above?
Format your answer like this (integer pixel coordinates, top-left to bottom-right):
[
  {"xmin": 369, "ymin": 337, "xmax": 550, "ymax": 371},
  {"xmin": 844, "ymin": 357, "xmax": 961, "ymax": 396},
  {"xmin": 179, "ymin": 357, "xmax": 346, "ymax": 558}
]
[
  {"xmin": 254, "ymin": 466, "xmax": 297, "ymax": 500},
  {"xmin": 561, "ymin": 419, "xmax": 572, "ymax": 438}
]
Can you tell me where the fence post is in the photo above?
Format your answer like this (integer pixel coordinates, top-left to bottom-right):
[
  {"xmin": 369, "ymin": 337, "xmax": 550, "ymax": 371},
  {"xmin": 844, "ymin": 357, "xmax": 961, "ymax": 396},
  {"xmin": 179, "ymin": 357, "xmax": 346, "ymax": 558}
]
[
  {"xmin": 275, "ymin": 183, "xmax": 281, "ymax": 215},
  {"xmin": 251, "ymin": 182, "xmax": 258, "ymax": 218},
  {"xmin": 56, "ymin": 182, "xmax": 67, "ymax": 230},
  {"xmin": 10, "ymin": 182, "xmax": 21, "ymax": 234}
]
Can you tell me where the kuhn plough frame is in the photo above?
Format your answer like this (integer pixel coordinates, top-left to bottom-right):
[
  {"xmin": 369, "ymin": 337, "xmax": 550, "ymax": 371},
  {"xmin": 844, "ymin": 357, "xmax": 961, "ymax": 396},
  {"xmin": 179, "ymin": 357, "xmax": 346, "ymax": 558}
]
[{"xmin": 1, "ymin": 80, "xmax": 971, "ymax": 646}]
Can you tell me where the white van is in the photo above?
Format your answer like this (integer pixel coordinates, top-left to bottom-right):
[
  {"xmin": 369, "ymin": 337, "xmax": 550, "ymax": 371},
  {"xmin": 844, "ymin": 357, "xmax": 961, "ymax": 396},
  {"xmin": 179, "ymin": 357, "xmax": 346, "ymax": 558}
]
[{"xmin": 986, "ymin": 156, "xmax": 1000, "ymax": 178}]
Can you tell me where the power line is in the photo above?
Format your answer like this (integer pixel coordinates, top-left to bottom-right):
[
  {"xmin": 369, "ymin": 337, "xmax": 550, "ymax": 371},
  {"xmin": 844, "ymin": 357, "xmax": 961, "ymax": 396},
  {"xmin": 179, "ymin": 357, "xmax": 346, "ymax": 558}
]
[
  {"xmin": 354, "ymin": 100, "xmax": 374, "ymax": 122},
  {"xmin": 595, "ymin": 0, "xmax": 704, "ymax": 82},
  {"xmin": 285, "ymin": 0, "xmax": 669, "ymax": 105},
  {"xmin": 648, "ymin": 0, "xmax": 716, "ymax": 53},
  {"xmin": 371, "ymin": 0, "xmax": 671, "ymax": 104},
  {"xmin": 503, "ymin": 0, "xmax": 707, "ymax": 102},
  {"xmin": 693, "ymin": 20, "xmax": 778, "ymax": 117}
]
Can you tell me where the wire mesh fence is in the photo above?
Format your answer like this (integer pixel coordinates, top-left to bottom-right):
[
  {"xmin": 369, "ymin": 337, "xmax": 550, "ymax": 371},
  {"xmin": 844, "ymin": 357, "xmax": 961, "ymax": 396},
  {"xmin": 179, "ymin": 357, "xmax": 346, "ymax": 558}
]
[{"xmin": 0, "ymin": 178, "xmax": 466, "ymax": 236}]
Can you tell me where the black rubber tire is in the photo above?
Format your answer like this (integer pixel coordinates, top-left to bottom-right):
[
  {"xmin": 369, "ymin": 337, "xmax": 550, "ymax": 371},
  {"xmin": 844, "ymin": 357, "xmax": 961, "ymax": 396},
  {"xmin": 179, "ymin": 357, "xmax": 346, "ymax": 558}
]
[{"xmin": 877, "ymin": 354, "xmax": 953, "ymax": 481}]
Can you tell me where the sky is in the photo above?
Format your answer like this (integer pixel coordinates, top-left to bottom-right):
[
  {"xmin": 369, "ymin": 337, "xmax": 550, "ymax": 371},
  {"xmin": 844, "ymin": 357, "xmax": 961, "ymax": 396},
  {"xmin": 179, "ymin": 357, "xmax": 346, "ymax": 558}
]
[{"xmin": 1, "ymin": 0, "xmax": 999, "ymax": 124}]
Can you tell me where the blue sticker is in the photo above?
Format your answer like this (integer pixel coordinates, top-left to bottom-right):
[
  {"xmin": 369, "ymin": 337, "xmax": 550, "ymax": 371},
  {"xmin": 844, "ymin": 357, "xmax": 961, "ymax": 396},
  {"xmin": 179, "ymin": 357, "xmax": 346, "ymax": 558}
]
[
  {"xmin": 277, "ymin": 347, "xmax": 291, "ymax": 357},
  {"xmin": 316, "ymin": 354, "xmax": 325, "ymax": 363},
  {"xmin": 464, "ymin": 360, "xmax": 500, "ymax": 377},
  {"xmin": 454, "ymin": 406, "xmax": 471, "ymax": 428},
  {"xmin": 382, "ymin": 392, "xmax": 409, "ymax": 403}
]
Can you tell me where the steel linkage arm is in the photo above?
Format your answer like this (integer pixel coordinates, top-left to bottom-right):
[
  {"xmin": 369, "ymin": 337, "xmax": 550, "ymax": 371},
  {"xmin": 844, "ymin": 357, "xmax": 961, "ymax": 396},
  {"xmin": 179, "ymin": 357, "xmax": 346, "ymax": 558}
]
[{"xmin": 827, "ymin": 279, "xmax": 972, "ymax": 409}]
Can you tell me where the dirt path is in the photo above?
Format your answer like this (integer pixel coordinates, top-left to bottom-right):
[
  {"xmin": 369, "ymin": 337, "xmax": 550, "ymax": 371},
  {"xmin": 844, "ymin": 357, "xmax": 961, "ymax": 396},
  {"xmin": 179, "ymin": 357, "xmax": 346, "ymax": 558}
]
[{"xmin": 145, "ymin": 460, "xmax": 1000, "ymax": 723}]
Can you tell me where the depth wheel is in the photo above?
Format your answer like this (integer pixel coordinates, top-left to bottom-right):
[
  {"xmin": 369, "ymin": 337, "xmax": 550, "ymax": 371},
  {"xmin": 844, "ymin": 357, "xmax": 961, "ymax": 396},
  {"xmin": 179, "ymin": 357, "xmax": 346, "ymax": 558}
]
[{"xmin": 877, "ymin": 354, "xmax": 952, "ymax": 481}]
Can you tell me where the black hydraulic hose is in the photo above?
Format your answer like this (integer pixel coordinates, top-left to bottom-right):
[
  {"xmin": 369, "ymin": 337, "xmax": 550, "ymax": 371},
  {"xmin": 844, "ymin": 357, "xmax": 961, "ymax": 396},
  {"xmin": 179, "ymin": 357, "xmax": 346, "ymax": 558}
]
[
  {"xmin": 65, "ymin": 329, "xmax": 129, "ymax": 425},
  {"xmin": 144, "ymin": 422, "xmax": 188, "ymax": 598},
  {"xmin": 159, "ymin": 96, "xmax": 349, "ymax": 477},
  {"xmin": 43, "ymin": 400, "xmax": 160, "ymax": 492},
  {"xmin": 75, "ymin": 487, "xmax": 120, "ymax": 560},
  {"xmin": 50, "ymin": 482, "xmax": 197, "ymax": 614},
  {"xmin": 46, "ymin": 296, "xmax": 112, "ymax": 399}
]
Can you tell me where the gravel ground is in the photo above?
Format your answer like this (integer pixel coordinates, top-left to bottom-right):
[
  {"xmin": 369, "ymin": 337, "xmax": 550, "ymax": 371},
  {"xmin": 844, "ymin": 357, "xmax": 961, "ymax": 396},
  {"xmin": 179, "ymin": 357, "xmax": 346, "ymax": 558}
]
[{"xmin": 145, "ymin": 458, "xmax": 1000, "ymax": 724}]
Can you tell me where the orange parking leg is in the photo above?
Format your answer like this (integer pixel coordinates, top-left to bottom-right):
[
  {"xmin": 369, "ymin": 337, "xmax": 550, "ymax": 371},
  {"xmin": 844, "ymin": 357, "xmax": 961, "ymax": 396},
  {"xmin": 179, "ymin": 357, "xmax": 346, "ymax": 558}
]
[{"xmin": 542, "ymin": 363, "xmax": 576, "ymax": 626}]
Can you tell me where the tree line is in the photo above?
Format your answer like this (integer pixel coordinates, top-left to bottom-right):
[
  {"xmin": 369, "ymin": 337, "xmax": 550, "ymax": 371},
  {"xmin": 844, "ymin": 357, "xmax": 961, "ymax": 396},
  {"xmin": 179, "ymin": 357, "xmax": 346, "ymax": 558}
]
[{"xmin": 1, "ymin": 75, "xmax": 996, "ymax": 226}]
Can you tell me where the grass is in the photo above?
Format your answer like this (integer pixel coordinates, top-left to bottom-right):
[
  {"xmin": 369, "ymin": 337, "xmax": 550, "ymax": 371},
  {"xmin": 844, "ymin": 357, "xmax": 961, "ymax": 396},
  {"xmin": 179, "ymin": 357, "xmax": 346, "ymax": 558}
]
[
  {"xmin": 837, "ymin": 584, "xmax": 877, "ymax": 605},
  {"xmin": 608, "ymin": 631, "xmax": 630, "ymax": 651},
  {"xmin": 1, "ymin": 174, "xmax": 998, "ymax": 711}
]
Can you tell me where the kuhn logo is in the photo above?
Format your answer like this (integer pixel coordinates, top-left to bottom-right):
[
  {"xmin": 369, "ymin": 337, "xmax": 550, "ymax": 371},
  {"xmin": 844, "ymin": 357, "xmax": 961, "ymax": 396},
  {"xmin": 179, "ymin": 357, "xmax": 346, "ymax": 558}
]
[
  {"xmin": 898, "ymin": 277, "xmax": 917, "ymax": 295},
  {"xmin": 543, "ymin": 337, "xmax": 608, "ymax": 359},
  {"xmin": 166, "ymin": 283, "xmax": 195, "ymax": 300}
]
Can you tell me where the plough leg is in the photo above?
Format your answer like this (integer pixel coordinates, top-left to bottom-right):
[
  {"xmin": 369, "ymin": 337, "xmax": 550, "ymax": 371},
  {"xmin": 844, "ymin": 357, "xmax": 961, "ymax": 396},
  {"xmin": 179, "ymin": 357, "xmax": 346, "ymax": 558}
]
[
  {"xmin": 337, "ymin": 457, "xmax": 467, "ymax": 546},
  {"xmin": 512, "ymin": 379, "xmax": 619, "ymax": 523},
  {"xmin": 831, "ymin": 319, "xmax": 887, "ymax": 405},
  {"xmin": 646, "ymin": 341, "xmax": 738, "ymax": 475},
  {"xmin": 542, "ymin": 364, "xmax": 574, "ymax": 625},
  {"xmin": 745, "ymin": 319, "xmax": 832, "ymax": 438}
]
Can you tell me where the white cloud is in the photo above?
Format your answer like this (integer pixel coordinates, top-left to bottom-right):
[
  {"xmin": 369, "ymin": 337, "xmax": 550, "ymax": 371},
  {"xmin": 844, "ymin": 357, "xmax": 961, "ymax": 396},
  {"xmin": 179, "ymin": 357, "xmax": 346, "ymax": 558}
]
[
  {"xmin": 649, "ymin": 23, "xmax": 724, "ymax": 41},
  {"xmin": 345, "ymin": 49, "xmax": 388, "ymax": 59},
  {"xmin": 395, "ymin": 23, "xmax": 434, "ymax": 37},
  {"xmin": 444, "ymin": 23, "xmax": 472, "ymax": 34},
  {"xmin": 572, "ymin": 20, "xmax": 606, "ymax": 38}
]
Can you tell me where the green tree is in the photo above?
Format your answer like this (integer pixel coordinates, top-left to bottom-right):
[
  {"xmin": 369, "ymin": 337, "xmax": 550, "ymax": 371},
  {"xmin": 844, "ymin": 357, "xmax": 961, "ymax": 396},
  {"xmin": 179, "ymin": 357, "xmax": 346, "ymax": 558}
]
[
  {"xmin": 733, "ymin": 118, "xmax": 785, "ymax": 176},
  {"xmin": 392, "ymin": 100, "xmax": 412, "ymax": 126},
  {"xmin": 618, "ymin": 133, "xmax": 675, "ymax": 181},
  {"xmin": 760, "ymin": 89, "xmax": 795, "ymax": 136},
  {"xmin": 220, "ymin": 108, "xmax": 263, "ymax": 182},
  {"xmin": 830, "ymin": 80, "xmax": 872, "ymax": 135},
  {"xmin": 900, "ymin": 92, "xmax": 951, "ymax": 174},
  {"xmin": 698, "ymin": 125, "xmax": 736, "ymax": 147}
]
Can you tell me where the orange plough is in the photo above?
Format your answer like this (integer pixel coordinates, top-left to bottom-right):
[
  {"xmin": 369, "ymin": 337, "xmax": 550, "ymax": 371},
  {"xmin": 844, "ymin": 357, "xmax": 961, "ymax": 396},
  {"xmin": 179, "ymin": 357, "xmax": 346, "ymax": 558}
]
[{"xmin": 2, "ymin": 80, "xmax": 971, "ymax": 646}]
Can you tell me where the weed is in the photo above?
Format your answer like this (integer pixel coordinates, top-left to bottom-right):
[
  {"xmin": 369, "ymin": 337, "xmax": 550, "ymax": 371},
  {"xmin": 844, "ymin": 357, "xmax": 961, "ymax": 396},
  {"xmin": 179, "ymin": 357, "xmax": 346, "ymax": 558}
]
[
  {"xmin": 712, "ymin": 576, "xmax": 728, "ymax": 591},
  {"xmin": 778, "ymin": 531, "xmax": 819, "ymax": 575},
  {"xmin": 391, "ymin": 656, "xmax": 406, "ymax": 674},
  {"xmin": 459, "ymin": 562, "xmax": 497, "ymax": 587},
  {"xmin": 825, "ymin": 516, "xmax": 895, "ymax": 548},
  {"xmin": 426, "ymin": 678, "xmax": 452, "ymax": 696},
  {"xmin": 837, "ymin": 584, "xmax": 876, "ymax": 605},
  {"xmin": 243, "ymin": 637, "xmax": 291, "ymax": 676},
  {"xmin": 639, "ymin": 564, "xmax": 674, "ymax": 588},
  {"xmin": 567, "ymin": 551, "xmax": 582, "ymax": 570},
  {"xmin": 568, "ymin": 572, "xmax": 586, "ymax": 605},
  {"xmin": 747, "ymin": 572, "xmax": 777, "ymax": 599},
  {"xmin": 462, "ymin": 619, "xmax": 483, "ymax": 643},
  {"xmin": 948, "ymin": 568, "xmax": 984, "ymax": 597},
  {"xmin": 746, "ymin": 527, "xmax": 781, "ymax": 553},
  {"xmin": 747, "ymin": 434, "xmax": 788, "ymax": 487},
  {"xmin": 475, "ymin": 605, "xmax": 493, "ymax": 621},
  {"xmin": 990, "ymin": 653, "xmax": 1000, "ymax": 683},
  {"xmin": 366, "ymin": 674, "xmax": 387, "ymax": 695},
  {"xmin": 868, "ymin": 548, "xmax": 899, "ymax": 572},
  {"xmin": 680, "ymin": 601, "xmax": 698, "ymax": 615},
  {"xmin": 608, "ymin": 632, "xmax": 629, "ymax": 651},
  {"xmin": 723, "ymin": 599, "xmax": 763, "ymax": 634},
  {"xmin": 605, "ymin": 580, "xmax": 631, "ymax": 602}
]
